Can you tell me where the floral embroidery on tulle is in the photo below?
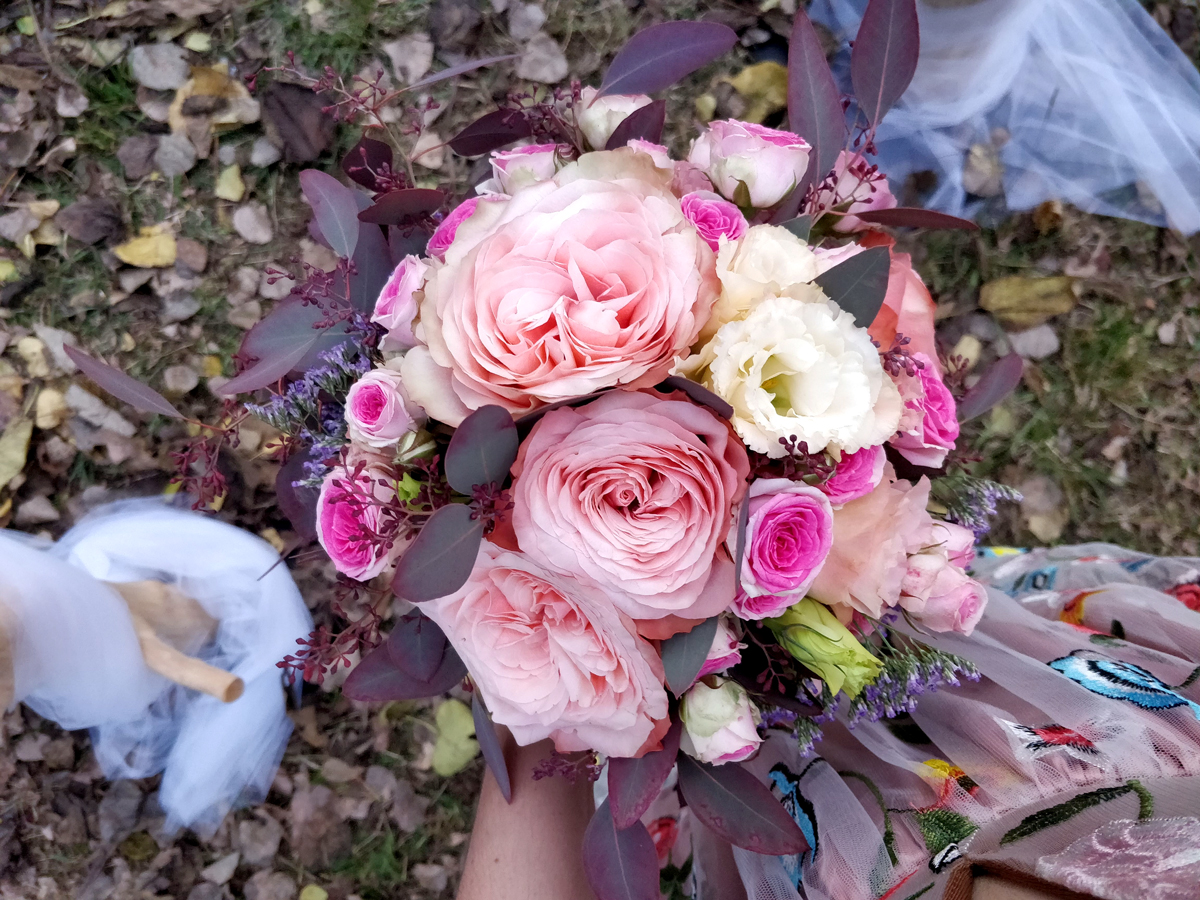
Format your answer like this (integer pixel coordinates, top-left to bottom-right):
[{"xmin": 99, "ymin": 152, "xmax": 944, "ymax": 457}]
[
  {"xmin": 1167, "ymin": 577, "xmax": 1200, "ymax": 611},
  {"xmin": 1048, "ymin": 650, "xmax": 1200, "ymax": 720},
  {"xmin": 996, "ymin": 718, "xmax": 1103, "ymax": 766},
  {"xmin": 768, "ymin": 761, "xmax": 819, "ymax": 888},
  {"xmin": 1035, "ymin": 817, "xmax": 1200, "ymax": 900},
  {"xmin": 1001, "ymin": 780, "xmax": 1155, "ymax": 845}
]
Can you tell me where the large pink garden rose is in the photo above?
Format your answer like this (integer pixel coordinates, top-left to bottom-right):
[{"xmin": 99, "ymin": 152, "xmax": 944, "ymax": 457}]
[
  {"xmin": 316, "ymin": 449, "xmax": 406, "ymax": 582},
  {"xmin": 422, "ymin": 541, "xmax": 669, "ymax": 757},
  {"xmin": 402, "ymin": 150, "xmax": 719, "ymax": 425},
  {"xmin": 510, "ymin": 390, "xmax": 750, "ymax": 625}
]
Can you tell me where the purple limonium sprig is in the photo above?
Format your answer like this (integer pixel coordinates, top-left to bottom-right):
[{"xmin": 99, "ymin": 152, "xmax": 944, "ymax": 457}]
[
  {"xmin": 846, "ymin": 642, "xmax": 980, "ymax": 727},
  {"xmin": 944, "ymin": 476, "xmax": 1023, "ymax": 539}
]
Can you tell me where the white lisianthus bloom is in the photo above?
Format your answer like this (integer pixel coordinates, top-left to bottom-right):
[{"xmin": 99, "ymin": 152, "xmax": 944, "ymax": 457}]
[
  {"xmin": 700, "ymin": 224, "xmax": 824, "ymax": 343},
  {"xmin": 698, "ymin": 296, "xmax": 903, "ymax": 457}
]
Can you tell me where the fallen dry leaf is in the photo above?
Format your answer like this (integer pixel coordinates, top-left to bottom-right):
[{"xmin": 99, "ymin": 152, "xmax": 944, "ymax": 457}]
[
  {"xmin": 724, "ymin": 61, "xmax": 787, "ymax": 125},
  {"xmin": 431, "ymin": 699, "xmax": 479, "ymax": 777},
  {"xmin": 114, "ymin": 226, "xmax": 177, "ymax": 268},
  {"xmin": 215, "ymin": 164, "xmax": 245, "ymax": 201},
  {"xmin": 980, "ymin": 275, "xmax": 1079, "ymax": 329},
  {"xmin": 56, "ymin": 198, "xmax": 124, "ymax": 245},
  {"xmin": 261, "ymin": 82, "xmax": 334, "ymax": 163}
]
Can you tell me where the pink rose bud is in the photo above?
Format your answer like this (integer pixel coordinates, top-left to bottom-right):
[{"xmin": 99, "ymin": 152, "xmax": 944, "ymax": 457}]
[
  {"xmin": 696, "ymin": 615, "xmax": 745, "ymax": 680},
  {"xmin": 681, "ymin": 190, "xmax": 749, "ymax": 252},
  {"xmin": 427, "ymin": 197, "xmax": 480, "ymax": 261},
  {"xmin": 913, "ymin": 566, "xmax": 988, "ymax": 635},
  {"xmin": 316, "ymin": 450, "xmax": 405, "ymax": 582},
  {"xmin": 345, "ymin": 367, "xmax": 422, "ymax": 449},
  {"xmin": 732, "ymin": 478, "xmax": 834, "ymax": 621},
  {"xmin": 890, "ymin": 353, "xmax": 960, "ymax": 469},
  {"xmin": 679, "ymin": 679, "xmax": 762, "ymax": 765},
  {"xmin": 813, "ymin": 150, "xmax": 898, "ymax": 232},
  {"xmin": 820, "ymin": 444, "xmax": 887, "ymax": 506},
  {"xmin": 688, "ymin": 120, "xmax": 811, "ymax": 208},
  {"xmin": 577, "ymin": 86, "xmax": 654, "ymax": 150},
  {"xmin": 371, "ymin": 255, "xmax": 429, "ymax": 352},
  {"xmin": 488, "ymin": 143, "xmax": 567, "ymax": 193},
  {"xmin": 934, "ymin": 520, "xmax": 976, "ymax": 570}
]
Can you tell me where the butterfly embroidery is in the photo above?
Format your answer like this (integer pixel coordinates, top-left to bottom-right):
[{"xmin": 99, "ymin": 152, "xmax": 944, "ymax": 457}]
[
  {"xmin": 1049, "ymin": 649, "xmax": 1200, "ymax": 719},
  {"xmin": 769, "ymin": 762, "xmax": 819, "ymax": 889}
]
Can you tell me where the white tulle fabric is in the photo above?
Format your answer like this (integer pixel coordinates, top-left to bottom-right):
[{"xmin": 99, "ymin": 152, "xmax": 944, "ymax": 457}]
[
  {"xmin": 0, "ymin": 501, "xmax": 311, "ymax": 836},
  {"xmin": 810, "ymin": 0, "xmax": 1200, "ymax": 233},
  {"xmin": 704, "ymin": 544, "xmax": 1200, "ymax": 900}
]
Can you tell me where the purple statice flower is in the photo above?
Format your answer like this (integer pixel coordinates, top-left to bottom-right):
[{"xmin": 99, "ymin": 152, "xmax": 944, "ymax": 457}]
[
  {"xmin": 760, "ymin": 707, "xmax": 800, "ymax": 730},
  {"xmin": 793, "ymin": 717, "xmax": 823, "ymax": 758},
  {"xmin": 944, "ymin": 476, "xmax": 1023, "ymax": 539},
  {"xmin": 846, "ymin": 643, "xmax": 979, "ymax": 727}
]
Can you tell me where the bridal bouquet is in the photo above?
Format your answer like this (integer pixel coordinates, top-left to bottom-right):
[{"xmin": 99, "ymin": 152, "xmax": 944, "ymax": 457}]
[{"xmin": 71, "ymin": 1, "xmax": 1022, "ymax": 894}]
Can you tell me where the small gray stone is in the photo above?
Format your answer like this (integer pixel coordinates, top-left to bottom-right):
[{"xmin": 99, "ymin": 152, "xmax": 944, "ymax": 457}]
[
  {"xmin": 217, "ymin": 142, "xmax": 239, "ymax": 166},
  {"xmin": 65, "ymin": 385, "xmax": 136, "ymax": 436},
  {"xmin": 243, "ymin": 871, "xmax": 297, "ymax": 900},
  {"xmin": 1007, "ymin": 323, "xmax": 1060, "ymax": 360},
  {"xmin": 31, "ymin": 325, "xmax": 79, "ymax": 374},
  {"xmin": 15, "ymin": 496, "xmax": 60, "ymax": 526},
  {"xmin": 412, "ymin": 863, "xmax": 448, "ymax": 894},
  {"xmin": 186, "ymin": 884, "xmax": 225, "ymax": 900},
  {"xmin": 56, "ymin": 85, "xmax": 90, "ymax": 118},
  {"xmin": 161, "ymin": 292, "xmax": 201, "ymax": 324},
  {"xmin": 163, "ymin": 365, "xmax": 199, "ymax": 395},
  {"xmin": 119, "ymin": 268, "xmax": 156, "ymax": 293},
  {"xmin": 508, "ymin": 3, "xmax": 546, "ymax": 41},
  {"xmin": 258, "ymin": 268, "xmax": 295, "ymax": 300},
  {"xmin": 966, "ymin": 312, "xmax": 1000, "ymax": 342},
  {"xmin": 117, "ymin": 134, "xmax": 161, "ymax": 181},
  {"xmin": 154, "ymin": 133, "xmax": 197, "ymax": 177},
  {"xmin": 232, "ymin": 203, "xmax": 273, "ymax": 244},
  {"xmin": 249, "ymin": 137, "xmax": 282, "ymax": 167},
  {"xmin": 129, "ymin": 43, "xmax": 190, "ymax": 91},
  {"xmin": 237, "ymin": 814, "xmax": 283, "ymax": 867},
  {"xmin": 227, "ymin": 300, "xmax": 262, "ymax": 330},
  {"xmin": 200, "ymin": 852, "xmax": 240, "ymax": 886},
  {"xmin": 517, "ymin": 32, "xmax": 569, "ymax": 84}
]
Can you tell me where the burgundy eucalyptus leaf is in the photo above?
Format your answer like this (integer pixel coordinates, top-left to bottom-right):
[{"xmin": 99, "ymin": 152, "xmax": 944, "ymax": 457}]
[
  {"xmin": 854, "ymin": 207, "xmax": 980, "ymax": 231},
  {"xmin": 299, "ymin": 169, "xmax": 362, "ymax": 260},
  {"xmin": 787, "ymin": 8, "xmax": 847, "ymax": 196},
  {"xmin": 350, "ymin": 221, "xmax": 392, "ymax": 314},
  {"xmin": 218, "ymin": 335, "xmax": 318, "ymax": 397},
  {"xmin": 608, "ymin": 717, "xmax": 682, "ymax": 829},
  {"xmin": 392, "ymin": 503, "xmax": 485, "ymax": 602},
  {"xmin": 812, "ymin": 245, "xmax": 891, "ymax": 328},
  {"xmin": 386, "ymin": 610, "xmax": 449, "ymax": 682},
  {"xmin": 733, "ymin": 496, "xmax": 751, "ymax": 581},
  {"xmin": 341, "ymin": 135, "xmax": 395, "ymax": 190},
  {"xmin": 958, "ymin": 352, "xmax": 1024, "ymax": 422},
  {"xmin": 655, "ymin": 376, "xmax": 733, "ymax": 419},
  {"xmin": 851, "ymin": 0, "xmax": 920, "ymax": 128},
  {"xmin": 597, "ymin": 21, "xmax": 737, "ymax": 98},
  {"xmin": 445, "ymin": 405, "xmax": 519, "ymax": 494},
  {"xmin": 275, "ymin": 448, "xmax": 319, "ymax": 544},
  {"xmin": 661, "ymin": 615, "xmax": 720, "ymax": 697},
  {"xmin": 449, "ymin": 109, "xmax": 534, "ymax": 157},
  {"xmin": 63, "ymin": 346, "xmax": 184, "ymax": 419},
  {"xmin": 404, "ymin": 54, "xmax": 519, "ymax": 92},
  {"xmin": 359, "ymin": 188, "xmax": 445, "ymax": 226},
  {"xmin": 582, "ymin": 800, "xmax": 659, "ymax": 900},
  {"xmin": 604, "ymin": 99, "xmax": 667, "ymax": 149},
  {"xmin": 238, "ymin": 294, "xmax": 351, "ymax": 375},
  {"xmin": 342, "ymin": 639, "xmax": 467, "ymax": 702},
  {"xmin": 676, "ymin": 755, "xmax": 809, "ymax": 855},
  {"xmin": 472, "ymin": 694, "xmax": 513, "ymax": 803}
]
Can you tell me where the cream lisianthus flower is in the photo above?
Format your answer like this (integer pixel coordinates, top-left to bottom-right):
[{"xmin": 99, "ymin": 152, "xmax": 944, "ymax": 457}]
[
  {"xmin": 687, "ymin": 296, "xmax": 902, "ymax": 457},
  {"xmin": 699, "ymin": 224, "xmax": 824, "ymax": 343}
]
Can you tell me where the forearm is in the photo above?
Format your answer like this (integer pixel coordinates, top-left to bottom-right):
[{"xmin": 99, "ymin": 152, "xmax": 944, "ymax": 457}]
[{"xmin": 457, "ymin": 734, "xmax": 597, "ymax": 900}]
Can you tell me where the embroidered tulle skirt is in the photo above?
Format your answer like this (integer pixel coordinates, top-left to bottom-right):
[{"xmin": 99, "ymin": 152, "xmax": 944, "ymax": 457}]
[{"xmin": 684, "ymin": 544, "xmax": 1200, "ymax": 900}]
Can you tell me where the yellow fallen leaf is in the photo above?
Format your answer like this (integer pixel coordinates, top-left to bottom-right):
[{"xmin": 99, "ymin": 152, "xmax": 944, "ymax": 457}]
[
  {"xmin": 16, "ymin": 16, "xmax": 36, "ymax": 35},
  {"xmin": 114, "ymin": 227, "xmax": 177, "ymax": 268},
  {"xmin": 98, "ymin": 1, "xmax": 129, "ymax": 18},
  {"xmin": 299, "ymin": 888, "xmax": 328, "ymax": 900},
  {"xmin": 0, "ymin": 496, "xmax": 11, "ymax": 519},
  {"xmin": 201, "ymin": 355, "xmax": 223, "ymax": 378},
  {"xmin": 16, "ymin": 233, "xmax": 34, "ymax": 259},
  {"xmin": 431, "ymin": 699, "xmax": 479, "ymax": 777},
  {"xmin": 31, "ymin": 220, "xmax": 62, "ymax": 246},
  {"xmin": 694, "ymin": 93, "xmax": 717, "ymax": 123},
  {"xmin": 725, "ymin": 61, "xmax": 788, "ymax": 125},
  {"xmin": 0, "ymin": 260, "xmax": 18, "ymax": 283},
  {"xmin": 120, "ymin": 333, "xmax": 136, "ymax": 352},
  {"xmin": 35, "ymin": 388, "xmax": 68, "ymax": 430},
  {"xmin": 183, "ymin": 32, "xmax": 212, "ymax": 53},
  {"xmin": 59, "ymin": 37, "xmax": 125, "ymax": 67},
  {"xmin": 214, "ymin": 164, "xmax": 245, "ymax": 202},
  {"xmin": 0, "ymin": 418, "xmax": 33, "ymax": 491},
  {"xmin": 168, "ymin": 64, "xmax": 260, "ymax": 138},
  {"xmin": 27, "ymin": 199, "xmax": 60, "ymax": 220},
  {"xmin": 980, "ymin": 275, "xmax": 1078, "ymax": 329}
]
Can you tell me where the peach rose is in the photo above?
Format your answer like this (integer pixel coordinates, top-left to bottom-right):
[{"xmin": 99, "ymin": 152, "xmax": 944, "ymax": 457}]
[
  {"xmin": 863, "ymin": 235, "xmax": 941, "ymax": 373},
  {"xmin": 422, "ymin": 541, "xmax": 669, "ymax": 757},
  {"xmin": 808, "ymin": 464, "xmax": 934, "ymax": 618},
  {"xmin": 510, "ymin": 390, "xmax": 750, "ymax": 624},
  {"xmin": 402, "ymin": 150, "xmax": 718, "ymax": 425}
]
